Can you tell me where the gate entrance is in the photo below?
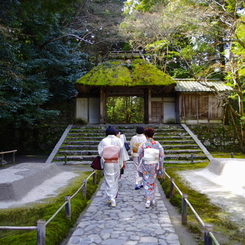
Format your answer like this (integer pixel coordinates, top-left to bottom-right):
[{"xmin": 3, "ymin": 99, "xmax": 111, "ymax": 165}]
[{"xmin": 106, "ymin": 96, "xmax": 144, "ymax": 123}]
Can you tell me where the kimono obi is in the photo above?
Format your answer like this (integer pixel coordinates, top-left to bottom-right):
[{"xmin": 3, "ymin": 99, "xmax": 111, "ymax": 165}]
[
  {"xmin": 104, "ymin": 159, "xmax": 118, "ymax": 163},
  {"xmin": 142, "ymin": 148, "xmax": 159, "ymax": 164}
]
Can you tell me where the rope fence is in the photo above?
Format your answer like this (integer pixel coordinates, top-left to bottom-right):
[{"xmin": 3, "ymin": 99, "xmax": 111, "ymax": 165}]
[
  {"xmin": 0, "ymin": 170, "xmax": 99, "ymax": 245},
  {"xmin": 164, "ymin": 171, "xmax": 220, "ymax": 245}
]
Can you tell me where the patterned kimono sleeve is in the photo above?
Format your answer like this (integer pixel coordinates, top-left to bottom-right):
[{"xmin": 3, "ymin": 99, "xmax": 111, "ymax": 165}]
[
  {"xmin": 158, "ymin": 144, "xmax": 165, "ymax": 170},
  {"xmin": 138, "ymin": 143, "xmax": 145, "ymax": 162}
]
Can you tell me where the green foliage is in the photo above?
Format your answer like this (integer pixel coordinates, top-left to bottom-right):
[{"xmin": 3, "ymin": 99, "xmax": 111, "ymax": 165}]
[
  {"xmin": 0, "ymin": 170, "xmax": 103, "ymax": 245},
  {"xmin": 0, "ymin": 0, "xmax": 90, "ymax": 128},
  {"xmin": 121, "ymin": 0, "xmax": 245, "ymax": 152},
  {"xmin": 123, "ymin": 0, "xmax": 168, "ymax": 14},
  {"xmin": 106, "ymin": 96, "xmax": 144, "ymax": 123}
]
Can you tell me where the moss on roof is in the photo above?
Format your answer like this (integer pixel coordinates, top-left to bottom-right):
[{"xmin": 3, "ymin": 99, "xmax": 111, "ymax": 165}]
[{"xmin": 75, "ymin": 59, "xmax": 175, "ymax": 86}]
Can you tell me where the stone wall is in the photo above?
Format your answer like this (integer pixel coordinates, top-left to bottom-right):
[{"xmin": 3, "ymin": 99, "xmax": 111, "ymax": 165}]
[{"xmin": 188, "ymin": 125, "xmax": 239, "ymax": 152}]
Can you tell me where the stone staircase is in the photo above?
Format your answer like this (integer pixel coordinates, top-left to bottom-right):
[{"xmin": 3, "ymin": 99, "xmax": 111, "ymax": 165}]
[{"xmin": 51, "ymin": 124, "xmax": 210, "ymax": 165}]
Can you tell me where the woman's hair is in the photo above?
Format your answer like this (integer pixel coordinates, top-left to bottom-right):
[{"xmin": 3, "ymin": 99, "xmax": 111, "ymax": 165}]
[
  {"xmin": 136, "ymin": 126, "xmax": 144, "ymax": 134},
  {"xmin": 144, "ymin": 127, "xmax": 155, "ymax": 138},
  {"xmin": 106, "ymin": 126, "xmax": 117, "ymax": 136}
]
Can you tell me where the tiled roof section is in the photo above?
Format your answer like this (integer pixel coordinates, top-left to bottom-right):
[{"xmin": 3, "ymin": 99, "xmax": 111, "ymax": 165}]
[{"xmin": 174, "ymin": 79, "xmax": 233, "ymax": 92}]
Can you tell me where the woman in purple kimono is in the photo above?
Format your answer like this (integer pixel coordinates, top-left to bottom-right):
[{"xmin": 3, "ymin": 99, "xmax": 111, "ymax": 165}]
[{"xmin": 138, "ymin": 127, "xmax": 164, "ymax": 208}]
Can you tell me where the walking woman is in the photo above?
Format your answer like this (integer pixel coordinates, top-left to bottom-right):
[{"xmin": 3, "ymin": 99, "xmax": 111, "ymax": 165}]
[
  {"xmin": 98, "ymin": 126, "xmax": 123, "ymax": 207},
  {"xmin": 116, "ymin": 130, "xmax": 130, "ymax": 178},
  {"xmin": 130, "ymin": 126, "xmax": 147, "ymax": 190},
  {"xmin": 138, "ymin": 127, "xmax": 164, "ymax": 208}
]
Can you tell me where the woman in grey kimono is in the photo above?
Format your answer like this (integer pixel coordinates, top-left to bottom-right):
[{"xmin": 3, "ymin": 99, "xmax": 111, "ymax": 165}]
[
  {"xmin": 138, "ymin": 127, "xmax": 164, "ymax": 208},
  {"xmin": 98, "ymin": 126, "xmax": 123, "ymax": 207}
]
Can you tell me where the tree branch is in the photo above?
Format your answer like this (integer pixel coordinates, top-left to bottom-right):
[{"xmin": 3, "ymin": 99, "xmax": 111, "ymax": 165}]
[{"xmin": 41, "ymin": 34, "xmax": 94, "ymax": 48}]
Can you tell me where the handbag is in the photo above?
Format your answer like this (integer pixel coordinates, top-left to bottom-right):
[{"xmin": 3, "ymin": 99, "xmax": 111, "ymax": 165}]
[
  {"xmin": 91, "ymin": 156, "xmax": 102, "ymax": 170},
  {"xmin": 120, "ymin": 168, "xmax": 124, "ymax": 174},
  {"xmin": 124, "ymin": 142, "xmax": 130, "ymax": 151}
]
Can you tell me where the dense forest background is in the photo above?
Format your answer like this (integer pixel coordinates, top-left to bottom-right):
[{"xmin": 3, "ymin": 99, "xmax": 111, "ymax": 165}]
[{"xmin": 0, "ymin": 0, "xmax": 245, "ymax": 153}]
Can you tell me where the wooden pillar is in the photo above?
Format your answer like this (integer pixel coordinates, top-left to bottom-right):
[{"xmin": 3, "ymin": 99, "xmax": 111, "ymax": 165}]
[
  {"xmin": 148, "ymin": 88, "xmax": 152, "ymax": 123},
  {"xmin": 100, "ymin": 88, "xmax": 106, "ymax": 123},
  {"xmin": 175, "ymin": 92, "xmax": 180, "ymax": 124},
  {"xmin": 144, "ymin": 89, "xmax": 148, "ymax": 123}
]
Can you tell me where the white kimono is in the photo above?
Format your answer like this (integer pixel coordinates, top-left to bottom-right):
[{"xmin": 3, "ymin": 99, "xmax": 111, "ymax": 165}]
[
  {"xmin": 98, "ymin": 135, "xmax": 123, "ymax": 201},
  {"xmin": 119, "ymin": 134, "xmax": 130, "ymax": 163},
  {"xmin": 130, "ymin": 133, "xmax": 147, "ymax": 185}
]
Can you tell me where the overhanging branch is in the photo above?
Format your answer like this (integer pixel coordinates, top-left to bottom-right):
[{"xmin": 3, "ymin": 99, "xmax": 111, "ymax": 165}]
[{"xmin": 41, "ymin": 34, "xmax": 94, "ymax": 48}]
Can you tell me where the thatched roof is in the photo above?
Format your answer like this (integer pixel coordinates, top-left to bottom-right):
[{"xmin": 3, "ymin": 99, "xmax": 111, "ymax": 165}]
[{"xmin": 75, "ymin": 59, "xmax": 175, "ymax": 87}]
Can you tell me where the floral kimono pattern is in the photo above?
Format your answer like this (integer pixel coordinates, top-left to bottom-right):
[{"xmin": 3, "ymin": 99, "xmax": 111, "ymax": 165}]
[{"xmin": 138, "ymin": 138, "xmax": 164, "ymax": 201}]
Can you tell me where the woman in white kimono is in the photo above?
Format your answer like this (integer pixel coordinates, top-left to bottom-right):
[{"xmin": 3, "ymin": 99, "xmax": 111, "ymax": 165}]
[
  {"xmin": 116, "ymin": 130, "xmax": 130, "ymax": 171},
  {"xmin": 130, "ymin": 126, "xmax": 147, "ymax": 190},
  {"xmin": 98, "ymin": 126, "xmax": 123, "ymax": 207}
]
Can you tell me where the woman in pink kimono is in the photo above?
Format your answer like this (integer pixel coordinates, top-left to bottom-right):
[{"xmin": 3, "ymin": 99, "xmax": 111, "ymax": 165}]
[{"xmin": 138, "ymin": 127, "xmax": 164, "ymax": 208}]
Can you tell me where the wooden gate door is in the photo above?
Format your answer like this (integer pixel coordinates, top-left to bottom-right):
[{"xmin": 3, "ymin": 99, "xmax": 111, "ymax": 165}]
[{"xmin": 151, "ymin": 102, "xmax": 163, "ymax": 123}]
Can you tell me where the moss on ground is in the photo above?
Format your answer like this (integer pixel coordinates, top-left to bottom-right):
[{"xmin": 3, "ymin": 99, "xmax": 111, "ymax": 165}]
[
  {"xmin": 0, "ymin": 170, "xmax": 103, "ymax": 245},
  {"xmin": 161, "ymin": 155, "xmax": 245, "ymax": 245}
]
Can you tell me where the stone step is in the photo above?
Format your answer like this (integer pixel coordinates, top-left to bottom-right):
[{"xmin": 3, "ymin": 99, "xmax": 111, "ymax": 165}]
[
  {"xmin": 52, "ymin": 124, "xmax": 209, "ymax": 165},
  {"xmin": 164, "ymin": 144, "xmax": 199, "ymax": 149},
  {"xmin": 53, "ymin": 159, "xmax": 209, "ymax": 165},
  {"xmin": 60, "ymin": 144, "xmax": 199, "ymax": 151},
  {"xmin": 165, "ymin": 154, "xmax": 207, "ymax": 159},
  {"xmin": 57, "ymin": 149, "xmax": 202, "ymax": 156},
  {"xmin": 70, "ymin": 125, "xmax": 184, "ymax": 130},
  {"xmin": 58, "ymin": 150, "xmax": 97, "ymax": 155},
  {"xmin": 165, "ymin": 149, "xmax": 202, "ymax": 154},
  {"xmin": 60, "ymin": 145, "xmax": 98, "ymax": 150},
  {"xmin": 164, "ymin": 159, "xmax": 209, "ymax": 164},
  {"xmin": 62, "ymin": 139, "xmax": 196, "ymax": 145},
  {"xmin": 67, "ymin": 130, "xmax": 188, "ymax": 135},
  {"xmin": 54, "ymin": 153, "xmax": 207, "ymax": 162},
  {"xmin": 65, "ymin": 135, "xmax": 193, "ymax": 141}
]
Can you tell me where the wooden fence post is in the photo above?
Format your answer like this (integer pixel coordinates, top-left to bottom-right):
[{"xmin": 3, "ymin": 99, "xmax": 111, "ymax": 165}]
[
  {"xmin": 191, "ymin": 153, "xmax": 194, "ymax": 163},
  {"xmin": 13, "ymin": 151, "xmax": 16, "ymax": 163},
  {"xmin": 1, "ymin": 153, "xmax": 3, "ymax": 165},
  {"xmin": 37, "ymin": 220, "xmax": 46, "ymax": 245},
  {"xmin": 162, "ymin": 172, "xmax": 166, "ymax": 182},
  {"xmin": 82, "ymin": 179, "xmax": 87, "ymax": 197},
  {"xmin": 182, "ymin": 194, "xmax": 188, "ymax": 225},
  {"xmin": 65, "ymin": 196, "xmax": 71, "ymax": 218},
  {"xmin": 170, "ymin": 178, "xmax": 175, "ymax": 197},
  {"xmin": 204, "ymin": 223, "xmax": 213, "ymax": 245},
  {"xmin": 64, "ymin": 153, "xmax": 67, "ymax": 165},
  {"xmin": 93, "ymin": 171, "xmax": 97, "ymax": 184}
]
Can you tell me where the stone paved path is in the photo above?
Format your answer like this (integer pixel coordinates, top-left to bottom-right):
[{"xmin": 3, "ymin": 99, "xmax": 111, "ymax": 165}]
[{"xmin": 66, "ymin": 162, "xmax": 181, "ymax": 245}]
